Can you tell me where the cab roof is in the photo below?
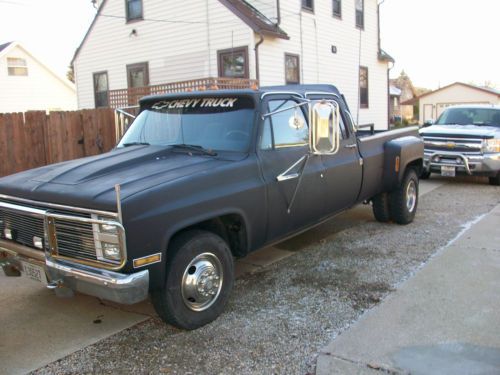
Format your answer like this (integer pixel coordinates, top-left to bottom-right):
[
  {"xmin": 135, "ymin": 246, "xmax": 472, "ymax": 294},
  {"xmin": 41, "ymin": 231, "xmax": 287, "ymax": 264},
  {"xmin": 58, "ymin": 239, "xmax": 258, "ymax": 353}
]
[{"xmin": 139, "ymin": 84, "xmax": 342, "ymax": 107}]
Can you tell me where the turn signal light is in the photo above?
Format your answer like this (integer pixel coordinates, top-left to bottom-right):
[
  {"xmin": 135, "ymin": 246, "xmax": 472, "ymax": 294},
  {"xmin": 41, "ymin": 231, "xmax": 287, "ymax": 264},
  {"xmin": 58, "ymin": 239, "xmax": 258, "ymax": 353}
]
[{"xmin": 133, "ymin": 253, "xmax": 162, "ymax": 268}]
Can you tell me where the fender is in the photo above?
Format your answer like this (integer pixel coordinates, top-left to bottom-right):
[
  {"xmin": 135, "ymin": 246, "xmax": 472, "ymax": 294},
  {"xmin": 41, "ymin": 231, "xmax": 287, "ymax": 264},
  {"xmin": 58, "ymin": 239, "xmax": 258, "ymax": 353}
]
[
  {"xmin": 383, "ymin": 135, "xmax": 424, "ymax": 191},
  {"xmin": 161, "ymin": 207, "xmax": 252, "ymax": 257}
]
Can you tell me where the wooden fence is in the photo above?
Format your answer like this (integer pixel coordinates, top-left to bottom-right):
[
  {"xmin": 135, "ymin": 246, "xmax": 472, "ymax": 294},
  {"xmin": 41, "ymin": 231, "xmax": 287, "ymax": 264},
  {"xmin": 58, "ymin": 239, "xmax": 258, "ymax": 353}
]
[{"xmin": 0, "ymin": 108, "xmax": 116, "ymax": 178}]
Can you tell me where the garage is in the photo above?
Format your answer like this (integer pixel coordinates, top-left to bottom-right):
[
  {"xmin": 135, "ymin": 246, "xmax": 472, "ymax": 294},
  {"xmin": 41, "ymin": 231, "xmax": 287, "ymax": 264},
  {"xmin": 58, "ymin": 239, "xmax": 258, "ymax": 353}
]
[{"xmin": 404, "ymin": 82, "xmax": 500, "ymax": 124}]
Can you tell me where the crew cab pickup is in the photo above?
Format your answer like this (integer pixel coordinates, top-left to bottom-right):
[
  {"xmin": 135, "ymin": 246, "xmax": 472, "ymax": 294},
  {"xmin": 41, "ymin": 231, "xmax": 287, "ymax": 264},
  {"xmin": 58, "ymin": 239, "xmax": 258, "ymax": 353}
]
[
  {"xmin": 420, "ymin": 105, "xmax": 500, "ymax": 185},
  {"xmin": 0, "ymin": 85, "xmax": 423, "ymax": 329}
]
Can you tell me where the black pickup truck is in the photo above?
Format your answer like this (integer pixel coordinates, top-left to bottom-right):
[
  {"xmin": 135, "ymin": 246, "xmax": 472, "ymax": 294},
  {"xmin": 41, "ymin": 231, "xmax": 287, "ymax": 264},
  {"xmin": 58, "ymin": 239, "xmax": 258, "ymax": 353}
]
[{"xmin": 0, "ymin": 85, "xmax": 423, "ymax": 329}]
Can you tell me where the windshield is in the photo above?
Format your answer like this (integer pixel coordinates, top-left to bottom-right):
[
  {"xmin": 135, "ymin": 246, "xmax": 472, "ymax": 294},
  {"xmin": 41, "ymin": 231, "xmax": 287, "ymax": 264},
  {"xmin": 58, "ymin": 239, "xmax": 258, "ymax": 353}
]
[
  {"xmin": 118, "ymin": 96, "xmax": 255, "ymax": 152},
  {"xmin": 436, "ymin": 107, "xmax": 500, "ymax": 127}
]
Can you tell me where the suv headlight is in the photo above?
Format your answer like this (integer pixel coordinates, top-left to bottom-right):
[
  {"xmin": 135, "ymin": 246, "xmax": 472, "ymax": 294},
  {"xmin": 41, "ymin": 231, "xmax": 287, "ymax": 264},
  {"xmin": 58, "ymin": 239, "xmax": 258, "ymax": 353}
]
[{"xmin": 482, "ymin": 139, "xmax": 500, "ymax": 153}]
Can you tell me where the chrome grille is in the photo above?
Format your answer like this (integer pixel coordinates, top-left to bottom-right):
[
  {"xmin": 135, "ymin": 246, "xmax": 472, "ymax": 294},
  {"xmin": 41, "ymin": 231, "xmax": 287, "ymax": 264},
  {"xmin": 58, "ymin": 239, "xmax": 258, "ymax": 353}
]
[
  {"xmin": 423, "ymin": 137, "xmax": 483, "ymax": 155},
  {"xmin": 53, "ymin": 217, "xmax": 98, "ymax": 262},
  {"xmin": 0, "ymin": 208, "xmax": 45, "ymax": 249}
]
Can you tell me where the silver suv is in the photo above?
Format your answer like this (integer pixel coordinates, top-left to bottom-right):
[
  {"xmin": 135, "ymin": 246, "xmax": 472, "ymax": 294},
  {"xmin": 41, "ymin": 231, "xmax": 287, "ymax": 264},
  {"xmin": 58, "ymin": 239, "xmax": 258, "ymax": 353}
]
[{"xmin": 419, "ymin": 105, "xmax": 500, "ymax": 185}]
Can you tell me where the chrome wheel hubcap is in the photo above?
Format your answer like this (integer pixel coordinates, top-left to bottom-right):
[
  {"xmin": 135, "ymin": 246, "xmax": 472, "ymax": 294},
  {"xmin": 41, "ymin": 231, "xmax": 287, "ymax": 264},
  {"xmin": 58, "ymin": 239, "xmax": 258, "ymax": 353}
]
[
  {"xmin": 181, "ymin": 253, "xmax": 223, "ymax": 312},
  {"xmin": 406, "ymin": 180, "xmax": 417, "ymax": 212}
]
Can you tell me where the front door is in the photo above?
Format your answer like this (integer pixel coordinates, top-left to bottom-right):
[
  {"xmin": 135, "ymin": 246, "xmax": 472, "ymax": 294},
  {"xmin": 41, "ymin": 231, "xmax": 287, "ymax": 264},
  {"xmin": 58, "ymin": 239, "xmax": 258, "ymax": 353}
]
[
  {"xmin": 257, "ymin": 95, "xmax": 327, "ymax": 241},
  {"xmin": 306, "ymin": 94, "xmax": 363, "ymax": 213}
]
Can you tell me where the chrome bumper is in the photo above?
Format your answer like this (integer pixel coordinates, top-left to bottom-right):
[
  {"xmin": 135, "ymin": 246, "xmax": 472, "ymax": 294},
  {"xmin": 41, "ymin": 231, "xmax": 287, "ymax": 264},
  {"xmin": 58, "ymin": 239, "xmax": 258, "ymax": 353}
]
[
  {"xmin": 423, "ymin": 150, "xmax": 500, "ymax": 176},
  {"xmin": 0, "ymin": 240, "xmax": 149, "ymax": 305}
]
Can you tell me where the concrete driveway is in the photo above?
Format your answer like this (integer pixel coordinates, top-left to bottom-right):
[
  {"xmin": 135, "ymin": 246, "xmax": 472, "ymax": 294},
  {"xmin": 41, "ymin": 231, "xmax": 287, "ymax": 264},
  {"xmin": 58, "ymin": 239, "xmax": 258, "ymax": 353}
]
[{"xmin": 0, "ymin": 179, "xmax": 447, "ymax": 375}]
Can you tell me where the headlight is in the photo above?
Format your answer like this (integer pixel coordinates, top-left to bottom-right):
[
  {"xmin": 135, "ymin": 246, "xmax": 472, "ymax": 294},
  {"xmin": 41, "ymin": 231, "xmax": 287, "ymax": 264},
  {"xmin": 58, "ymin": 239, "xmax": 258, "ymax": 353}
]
[
  {"xmin": 91, "ymin": 214, "xmax": 123, "ymax": 264},
  {"xmin": 482, "ymin": 139, "xmax": 500, "ymax": 153},
  {"xmin": 102, "ymin": 242, "xmax": 121, "ymax": 261}
]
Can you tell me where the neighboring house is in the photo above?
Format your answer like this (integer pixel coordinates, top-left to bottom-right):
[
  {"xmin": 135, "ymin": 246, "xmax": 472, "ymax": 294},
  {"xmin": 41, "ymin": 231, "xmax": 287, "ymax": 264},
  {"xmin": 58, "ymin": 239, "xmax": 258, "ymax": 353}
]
[
  {"xmin": 389, "ymin": 85, "xmax": 401, "ymax": 123},
  {"xmin": 73, "ymin": 0, "xmax": 394, "ymax": 130},
  {"xmin": 0, "ymin": 41, "xmax": 77, "ymax": 113},
  {"xmin": 406, "ymin": 82, "xmax": 500, "ymax": 124},
  {"xmin": 389, "ymin": 71, "xmax": 416, "ymax": 121}
]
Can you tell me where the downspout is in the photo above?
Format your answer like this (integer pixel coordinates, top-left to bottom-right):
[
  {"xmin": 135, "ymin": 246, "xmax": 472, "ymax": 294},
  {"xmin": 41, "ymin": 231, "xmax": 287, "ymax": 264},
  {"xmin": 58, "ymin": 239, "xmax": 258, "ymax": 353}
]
[
  {"xmin": 254, "ymin": 32, "xmax": 264, "ymax": 82},
  {"xmin": 378, "ymin": 0, "xmax": 390, "ymax": 129}
]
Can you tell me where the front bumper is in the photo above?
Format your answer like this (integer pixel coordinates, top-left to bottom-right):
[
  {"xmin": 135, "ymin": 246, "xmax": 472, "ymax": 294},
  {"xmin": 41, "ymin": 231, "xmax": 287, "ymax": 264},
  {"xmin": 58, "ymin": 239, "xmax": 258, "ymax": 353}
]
[
  {"xmin": 0, "ymin": 239, "xmax": 149, "ymax": 305},
  {"xmin": 423, "ymin": 150, "xmax": 500, "ymax": 176}
]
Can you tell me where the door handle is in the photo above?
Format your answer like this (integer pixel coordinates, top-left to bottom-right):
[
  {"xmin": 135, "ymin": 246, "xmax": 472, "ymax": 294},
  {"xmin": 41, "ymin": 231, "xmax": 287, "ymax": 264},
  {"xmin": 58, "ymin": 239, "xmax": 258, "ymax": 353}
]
[{"xmin": 344, "ymin": 144, "xmax": 357, "ymax": 149}]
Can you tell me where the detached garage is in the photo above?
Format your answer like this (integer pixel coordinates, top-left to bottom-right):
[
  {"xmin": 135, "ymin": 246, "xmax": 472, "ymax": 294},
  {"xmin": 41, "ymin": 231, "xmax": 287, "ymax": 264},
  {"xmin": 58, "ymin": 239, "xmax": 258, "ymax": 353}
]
[{"xmin": 404, "ymin": 82, "xmax": 500, "ymax": 124}]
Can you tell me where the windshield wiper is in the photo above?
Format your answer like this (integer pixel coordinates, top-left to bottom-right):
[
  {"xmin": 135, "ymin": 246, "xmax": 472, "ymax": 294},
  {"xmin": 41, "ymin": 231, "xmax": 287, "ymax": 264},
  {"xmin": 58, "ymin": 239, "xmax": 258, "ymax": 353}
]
[
  {"xmin": 121, "ymin": 142, "xmax": 150, "ymax": 147},
  {"xmin": 170, "ymin": 144, "xmax": 217, "ymax": 156}
]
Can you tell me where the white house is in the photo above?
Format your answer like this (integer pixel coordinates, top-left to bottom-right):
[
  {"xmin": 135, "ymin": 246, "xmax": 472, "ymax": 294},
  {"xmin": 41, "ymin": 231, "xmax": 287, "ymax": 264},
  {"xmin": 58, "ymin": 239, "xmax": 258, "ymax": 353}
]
[
  {"xmin": 0, "ymin": 42, "xmax": 77, "ymax": 113},
  {"xmin": 73, "ymin": 0, "xmax": 393, "ymax": 129},
  {"xmin": 409, "ymin": 82, "xmax": 500, "ymax": 124}
]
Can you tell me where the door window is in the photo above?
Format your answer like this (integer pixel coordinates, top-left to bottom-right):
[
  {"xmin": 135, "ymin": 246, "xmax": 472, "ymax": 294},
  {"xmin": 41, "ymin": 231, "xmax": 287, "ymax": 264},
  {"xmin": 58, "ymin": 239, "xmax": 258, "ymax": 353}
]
[
  {"xmin": 93, "ymin": 71, "xmax": 109, "ymax": 107},
  {"xmin": 261, "ymin": 100, "xmax": 308, "ymax": 150}
]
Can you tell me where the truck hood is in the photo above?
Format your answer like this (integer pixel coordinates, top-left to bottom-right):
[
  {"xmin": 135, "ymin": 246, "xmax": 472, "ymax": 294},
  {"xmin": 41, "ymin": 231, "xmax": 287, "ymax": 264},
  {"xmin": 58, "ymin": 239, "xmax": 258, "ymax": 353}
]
[
  {"xmin": 0, "ymin": 145, "xmax": 236, "ymax": 211},
  {"xmin": 419, "ymin": 125, "xmax": 499, "ymax": 139}
]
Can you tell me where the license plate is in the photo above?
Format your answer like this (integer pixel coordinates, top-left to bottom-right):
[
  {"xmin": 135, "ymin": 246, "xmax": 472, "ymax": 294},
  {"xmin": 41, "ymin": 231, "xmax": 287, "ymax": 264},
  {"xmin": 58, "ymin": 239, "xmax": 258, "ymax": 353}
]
[
  {"xmin": 21, "ymin": 261, "xmax": 47, "ymax": 285},
  {"xmin": 441, "ymin": 165, "xmax": 456, "ymax": 177}
]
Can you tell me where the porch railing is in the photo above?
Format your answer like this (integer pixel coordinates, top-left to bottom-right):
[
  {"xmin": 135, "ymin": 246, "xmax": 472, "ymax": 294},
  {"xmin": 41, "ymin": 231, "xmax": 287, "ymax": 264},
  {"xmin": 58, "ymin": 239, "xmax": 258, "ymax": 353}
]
[{"xmin": 108, "ymin": 77, "xmax": 259, "ymax": 108}]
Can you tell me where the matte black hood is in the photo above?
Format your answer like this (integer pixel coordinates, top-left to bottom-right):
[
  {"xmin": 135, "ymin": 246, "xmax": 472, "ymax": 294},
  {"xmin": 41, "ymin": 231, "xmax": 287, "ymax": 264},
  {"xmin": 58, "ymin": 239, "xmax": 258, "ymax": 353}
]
[
  {"xmin": 420, "ymin": 125, "xmax": 500, "ymax": 139},
  {"xmin": 0, "ymin": 146, "xmax": 234, "ymax": 211}
]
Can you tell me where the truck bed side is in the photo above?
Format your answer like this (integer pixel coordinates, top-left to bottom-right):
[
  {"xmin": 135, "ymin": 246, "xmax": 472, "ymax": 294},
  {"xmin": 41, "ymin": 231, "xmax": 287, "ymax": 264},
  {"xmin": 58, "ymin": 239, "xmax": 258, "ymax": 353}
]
[{"xmin": 356, "ymin": 126, "xmax": 423, "ymax": 201}]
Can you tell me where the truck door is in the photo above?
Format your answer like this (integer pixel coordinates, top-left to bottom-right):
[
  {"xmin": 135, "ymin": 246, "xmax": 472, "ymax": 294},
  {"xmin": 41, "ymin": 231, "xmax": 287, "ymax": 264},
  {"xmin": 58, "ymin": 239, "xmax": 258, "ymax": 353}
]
[
  {"xmin": 307, "ymin": 94, "xmax": 363, "ymax": 213},
  {"xmin": 257, "ymin": 95, "xmax": 327, "ymax": 241}
]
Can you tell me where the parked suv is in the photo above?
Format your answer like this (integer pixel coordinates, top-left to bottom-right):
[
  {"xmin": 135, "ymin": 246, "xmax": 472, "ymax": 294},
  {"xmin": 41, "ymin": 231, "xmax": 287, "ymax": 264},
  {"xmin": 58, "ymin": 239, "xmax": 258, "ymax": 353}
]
[{"xmin": 420, "ymin": 105, "xmax": 500, "ymax": 185}]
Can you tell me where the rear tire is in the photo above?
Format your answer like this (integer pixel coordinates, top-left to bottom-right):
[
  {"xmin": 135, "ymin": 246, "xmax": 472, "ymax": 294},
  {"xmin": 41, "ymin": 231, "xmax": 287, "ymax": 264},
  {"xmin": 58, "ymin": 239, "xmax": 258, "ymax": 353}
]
[
  {"xmin": 489, "ymin": 172, "xmax": 500, "ymax": 186},
  {"xmin": 151, "ymin": 230, "xmax": 234, "ymax": 330},
  {"xmin": 389, "ymin": 169, "xmax": 419, "ymax": 225},
  {"xmin": 372, "ymin": 193, "xmax": 391, "ymax": 222}
]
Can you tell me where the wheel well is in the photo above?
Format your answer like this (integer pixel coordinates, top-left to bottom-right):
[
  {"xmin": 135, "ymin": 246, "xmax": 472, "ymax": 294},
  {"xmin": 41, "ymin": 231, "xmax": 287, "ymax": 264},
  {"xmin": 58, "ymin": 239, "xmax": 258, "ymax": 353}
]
[
  {"xmin": 406, "ymin": 158, "xmax": 423, "ymax": 175},
  {"xmin": 169, "ymin": 214, "xmax": 248, "ymax": 258}
]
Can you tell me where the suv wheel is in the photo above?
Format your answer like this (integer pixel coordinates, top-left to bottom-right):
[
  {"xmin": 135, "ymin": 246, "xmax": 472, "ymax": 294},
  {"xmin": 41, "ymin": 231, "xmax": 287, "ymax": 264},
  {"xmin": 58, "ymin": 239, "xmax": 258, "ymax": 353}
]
[{"xmin": 489, "ymin": 172, "xmax": 500, "ymax": 186}]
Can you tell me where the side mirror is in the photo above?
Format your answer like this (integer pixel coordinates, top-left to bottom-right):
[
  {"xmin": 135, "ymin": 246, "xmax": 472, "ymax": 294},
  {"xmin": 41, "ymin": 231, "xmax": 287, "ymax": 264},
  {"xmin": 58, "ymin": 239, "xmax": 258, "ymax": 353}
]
[
  {"xmin": 309, "ymin": 100, "xmax": 340, "ymax": 155},
  {"xmin": 423, "ymin": 119, "xmax": 434, "ymax": 127}
]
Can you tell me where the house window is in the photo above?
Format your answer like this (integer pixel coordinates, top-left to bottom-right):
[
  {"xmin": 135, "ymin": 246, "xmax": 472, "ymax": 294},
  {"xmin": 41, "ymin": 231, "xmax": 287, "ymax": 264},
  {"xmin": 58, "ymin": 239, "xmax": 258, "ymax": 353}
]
[
  {"xmin": 285, "ymin": 54, "xmax": 300, "ymax": 84},
  {"xmin": 93, "ymin": 71, "xmax": 109, "ymax": 108},
  {"xmin": 355, "ymin": 0, "xmax": 364, "ymax": 28},
  {"xmin": 333, "ymin": 0, "xmax": 341, "ymax": 18},
  {"xmin": 7, "ymin": 57, "xmax": 28, "ymax": 76},
  {"xmin": 126, "ymin": 0, "xmax": 143, "ymax": 22},
  {"xmin": 302, "ymin": 0, "xmax": 314, "ymax": 12},
  {"xmin": 217, "ymin": 47, "xmax": 249, "ymax": 79},
  {"xmin": 127, "ymin": 62, "xmax": 149, "ymax": 88},
  {"xmin": 359, "ymin": 66, "xmax": 369, "ymax": 108}
]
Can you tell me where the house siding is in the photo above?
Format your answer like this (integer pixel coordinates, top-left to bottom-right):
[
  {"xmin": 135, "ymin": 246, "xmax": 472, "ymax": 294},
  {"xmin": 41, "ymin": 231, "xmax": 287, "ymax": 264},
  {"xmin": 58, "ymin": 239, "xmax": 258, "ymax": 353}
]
[
  {"xmin": 75, "ymin": 0, "xmax": 254, "ymax": 108},
  {"xmin": 257, "ymin": 0, "xmax": 388, "ymax": 130},
  {"xmin": 75, "ymin": 0, "xmax": 388, "ymax": 129},
  {"xmin": 0, "ymin": 45, "xmax": 76, "ymax": 113}
]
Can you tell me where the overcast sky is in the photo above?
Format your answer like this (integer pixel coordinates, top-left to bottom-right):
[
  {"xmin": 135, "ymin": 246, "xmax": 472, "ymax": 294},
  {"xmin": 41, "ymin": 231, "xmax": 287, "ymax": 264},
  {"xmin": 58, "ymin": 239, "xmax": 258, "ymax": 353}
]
[{"xmin": 0, "ymin": 0, "xmax": 498, "ymax": 90}]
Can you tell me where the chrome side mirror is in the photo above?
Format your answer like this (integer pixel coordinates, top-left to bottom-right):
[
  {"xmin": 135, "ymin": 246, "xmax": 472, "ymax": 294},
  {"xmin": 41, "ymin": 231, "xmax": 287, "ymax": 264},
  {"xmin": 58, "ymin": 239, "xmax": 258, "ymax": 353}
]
[
  {"xmin": 423, "ymin": 119, "xmax": 434, "ymax": 127},
  {"xmin": 309, "ymin": 100, "xmax": 340, "ymax": 155}
]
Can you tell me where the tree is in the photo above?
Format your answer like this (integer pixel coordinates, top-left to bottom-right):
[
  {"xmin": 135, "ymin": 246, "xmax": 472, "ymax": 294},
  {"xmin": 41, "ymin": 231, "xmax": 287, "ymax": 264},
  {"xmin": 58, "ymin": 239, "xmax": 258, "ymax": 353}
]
[{"xmin": 66, "ymin": 64, "xmax": 74, "ymax": 83}]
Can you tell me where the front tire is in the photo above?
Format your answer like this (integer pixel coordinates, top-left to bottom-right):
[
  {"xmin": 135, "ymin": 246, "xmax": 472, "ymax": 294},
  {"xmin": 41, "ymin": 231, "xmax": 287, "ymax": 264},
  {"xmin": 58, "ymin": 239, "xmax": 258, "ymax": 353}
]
[
  {"xmin": 489, "ymin": 172, "xmax": 500, "ymax": 186},
  {"xmin": 389, "ymin": 169, "xmax": 419, "ymax": 225},
  {"xmin": 151, "ymin": 230, "xmax": 234, "ymax": 330},
  {"xmin": 420, "ymin": 169, "xmax": 431, "ymax": 180}
]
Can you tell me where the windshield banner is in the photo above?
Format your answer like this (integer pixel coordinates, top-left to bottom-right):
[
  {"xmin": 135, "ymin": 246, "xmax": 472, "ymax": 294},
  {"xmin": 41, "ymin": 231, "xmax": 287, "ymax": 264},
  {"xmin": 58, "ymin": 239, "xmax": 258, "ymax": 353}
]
[{"xmin": 147, "ymin": 96, "xmax": 254, "ymax": 113}]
